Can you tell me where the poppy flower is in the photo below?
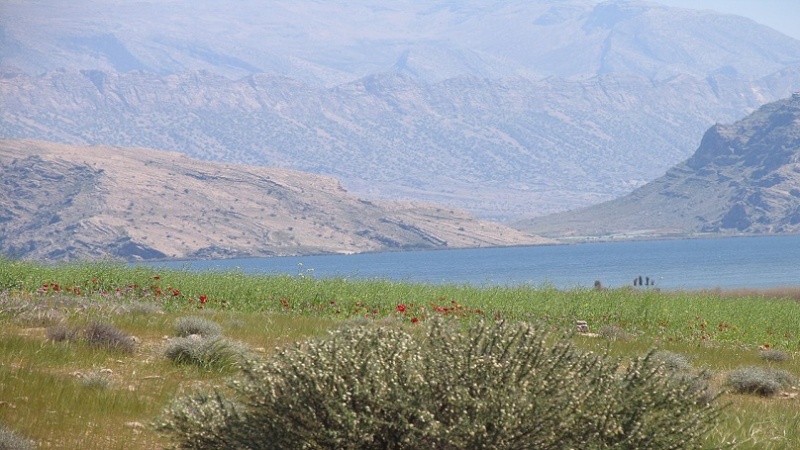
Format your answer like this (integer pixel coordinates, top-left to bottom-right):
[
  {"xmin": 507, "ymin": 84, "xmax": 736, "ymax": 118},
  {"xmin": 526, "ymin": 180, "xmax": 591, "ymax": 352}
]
[{"xmin": 396, "ymin": 304, "xmax": 406, "ymax": 313}]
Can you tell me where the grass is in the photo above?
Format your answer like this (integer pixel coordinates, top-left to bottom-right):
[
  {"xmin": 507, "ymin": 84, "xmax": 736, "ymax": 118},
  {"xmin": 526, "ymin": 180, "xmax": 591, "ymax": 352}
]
[{"xmin": 0, "ymin": 258, "xmax": 799, "ymax": 448}]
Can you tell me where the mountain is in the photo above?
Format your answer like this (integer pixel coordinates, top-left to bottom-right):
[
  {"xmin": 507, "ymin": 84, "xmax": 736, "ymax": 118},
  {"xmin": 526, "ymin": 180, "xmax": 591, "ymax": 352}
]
[
  {"xmin": 2, "ymin": 1, "xmax": 800, "ymax": 219},
  {"xmin": 0, "ymin": 139, "xmax": 549, "ymax": 261},
  {"xmin": 513, "ymin": 94, "xmax": 800, "ymax": 239},
  {"xmin": 3, "ymin": 0, "xmax": 799, "ymax": 83}
]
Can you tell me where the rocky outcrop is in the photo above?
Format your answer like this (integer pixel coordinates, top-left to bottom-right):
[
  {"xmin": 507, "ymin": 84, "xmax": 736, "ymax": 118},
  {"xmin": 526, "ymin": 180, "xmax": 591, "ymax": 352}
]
[{"xmin": 515, "ymin": 95, "xmax": 800, "ymax": 238}]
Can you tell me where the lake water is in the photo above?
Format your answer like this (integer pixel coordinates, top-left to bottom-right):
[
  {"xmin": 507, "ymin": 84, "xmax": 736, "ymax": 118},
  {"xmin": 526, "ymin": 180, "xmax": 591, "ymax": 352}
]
[{"xmin": 144, "ymin": 234, "xmax": 800, "ymax": 290}]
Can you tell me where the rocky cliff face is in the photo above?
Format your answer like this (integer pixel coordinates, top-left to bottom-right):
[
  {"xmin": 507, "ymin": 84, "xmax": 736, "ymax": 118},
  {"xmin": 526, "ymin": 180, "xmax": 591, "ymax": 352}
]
[
  {"xmin": 515, "ymin": 94, "xmax": 800, "ymax": 238},
  {"xmin": 0, "ymin": 139, "xmax": 550, "ymax": 261}
]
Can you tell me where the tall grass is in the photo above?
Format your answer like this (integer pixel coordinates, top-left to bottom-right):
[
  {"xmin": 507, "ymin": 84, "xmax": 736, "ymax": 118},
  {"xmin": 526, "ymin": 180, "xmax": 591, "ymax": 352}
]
[
  {"xmin": 2, "ymin": 258, "xmax": 799, "ymax": 349},
  {"xmin": 1, "ymin": 258, "xmax": 799, "ymax": 449}
]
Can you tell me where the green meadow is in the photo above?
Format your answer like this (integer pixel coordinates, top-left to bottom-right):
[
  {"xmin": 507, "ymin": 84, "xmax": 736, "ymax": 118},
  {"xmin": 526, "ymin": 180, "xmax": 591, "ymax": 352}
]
[{"xmin": 1, "ymin": 259, "xmax": 799, "ymax": 449}]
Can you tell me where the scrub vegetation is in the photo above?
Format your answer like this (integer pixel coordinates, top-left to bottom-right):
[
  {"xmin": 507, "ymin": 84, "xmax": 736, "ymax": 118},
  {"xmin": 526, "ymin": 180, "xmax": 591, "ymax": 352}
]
[{"xmin": 0, "ymin": 259, "xmax": 799, "ymax": 449}]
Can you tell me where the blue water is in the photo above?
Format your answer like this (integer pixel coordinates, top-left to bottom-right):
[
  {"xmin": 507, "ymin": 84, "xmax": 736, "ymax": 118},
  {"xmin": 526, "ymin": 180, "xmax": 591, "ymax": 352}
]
[{"xmin": 143, "ymin": 234, "xmax": 800, "ymax": 290}]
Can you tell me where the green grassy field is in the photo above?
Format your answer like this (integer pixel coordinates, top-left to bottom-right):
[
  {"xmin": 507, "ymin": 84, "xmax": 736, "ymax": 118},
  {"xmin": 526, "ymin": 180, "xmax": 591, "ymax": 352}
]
[{"xmin": 1, "ymin": 259, "xmax": 799, "ymax": 449}]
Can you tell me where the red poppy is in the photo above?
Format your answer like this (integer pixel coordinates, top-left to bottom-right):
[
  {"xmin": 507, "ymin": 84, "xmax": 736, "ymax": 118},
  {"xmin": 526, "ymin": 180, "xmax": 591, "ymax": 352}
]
[
  {"xmin": 199, "ymin": 295, "xmax": 207, "ymax": 304},
  {"xmin": 411, "ymin": 317, "xmax": 419, "ymax": 323},
  {"xmin": 396, "ymin": 304, "xmax": 406, "ymax": 313}
]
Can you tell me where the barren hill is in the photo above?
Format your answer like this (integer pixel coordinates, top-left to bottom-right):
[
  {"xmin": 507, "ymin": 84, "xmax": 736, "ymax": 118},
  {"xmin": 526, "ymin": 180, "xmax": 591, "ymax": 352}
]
[
  {"xmin": 514, "ymin": 94, "xmax": 800, "ymax": 240},
  {"xmin": 0, "ymin": 139, "xmax": 550, "ymax": 261}
]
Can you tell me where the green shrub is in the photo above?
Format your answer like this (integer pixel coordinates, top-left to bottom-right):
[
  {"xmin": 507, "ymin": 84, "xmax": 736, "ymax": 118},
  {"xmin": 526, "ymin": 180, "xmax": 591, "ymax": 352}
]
[
  {"xmin": 174, "ymin": 316, "xmax": 223, "ymax": 338},
  {"xmin": 164, "ymin": 336, "xmax": 244, "ymax": 371},
  {"xmin": 83, "ymin": 322, "xmax": 136, "ymax": 354},
  {"xmin": 0, "ymin": 424, "xmax": 35, "ymax": 450},
  {"xmin": 727, "ymin": 366, "xmax": 795, "ymax": 397},
  {"xmin": 158, "ymin": 319, "xmax": 719, "ymax": 449}
]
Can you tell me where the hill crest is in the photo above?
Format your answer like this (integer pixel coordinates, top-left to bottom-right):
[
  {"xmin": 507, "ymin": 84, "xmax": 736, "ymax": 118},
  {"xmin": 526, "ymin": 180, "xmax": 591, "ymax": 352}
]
[{"xmin": 0, "ymin": 139, "xmax": 550, "ymax": 261}]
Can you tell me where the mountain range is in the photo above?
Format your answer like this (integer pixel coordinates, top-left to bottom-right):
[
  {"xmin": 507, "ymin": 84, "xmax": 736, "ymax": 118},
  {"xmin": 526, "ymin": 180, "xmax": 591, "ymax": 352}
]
[
  {"xmin": 515, "ymin": 94, "xmax": 800, "ymax": 239},
  {"xmin": 3, "ymin": 0, "xmax": 800, "ymax": 220},
  {"xmin": 0, "ymin": 139, "xmax": 548, "ymax": 261}
]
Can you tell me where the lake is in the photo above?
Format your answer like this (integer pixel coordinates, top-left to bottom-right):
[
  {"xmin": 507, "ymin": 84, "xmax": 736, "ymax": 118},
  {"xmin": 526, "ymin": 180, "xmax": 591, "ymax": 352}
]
[{"xmin": 143, "ymin": 234, "xmax": 800, "ymax": 290}]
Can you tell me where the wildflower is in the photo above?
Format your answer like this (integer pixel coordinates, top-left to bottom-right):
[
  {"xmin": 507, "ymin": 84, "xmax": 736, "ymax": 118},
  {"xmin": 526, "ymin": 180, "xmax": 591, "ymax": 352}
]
[
  {"xmin": 396, "ymin": 304, "xmax": 406, "ymax": 313},
  {"xmin": 199, "ymin": 295, "xmax": 208, "ymax": 304},
  {"xmin": 411, "ymin": 317, "xmax": 420, "ymax": 323}
]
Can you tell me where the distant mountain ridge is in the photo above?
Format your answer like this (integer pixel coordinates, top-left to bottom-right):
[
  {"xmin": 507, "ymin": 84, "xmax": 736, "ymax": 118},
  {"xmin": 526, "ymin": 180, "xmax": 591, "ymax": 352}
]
[
  {"xmin": 2, "ymin": 0, "xmax": 800, "ymax": 219},
  {"xmin": 3, "ymin": 0, "xmax": 799, "ymax": 83},
  {"xmin": 4, "ymin": 68, "xmax": 799, "ymax": 219},
  {"xmin": 0, "ymin": 139, "xmax": 548, "ymax": 261},
  {"xmin": 515, "ymin": 94, "xmax": 800, "ymax": 239}
]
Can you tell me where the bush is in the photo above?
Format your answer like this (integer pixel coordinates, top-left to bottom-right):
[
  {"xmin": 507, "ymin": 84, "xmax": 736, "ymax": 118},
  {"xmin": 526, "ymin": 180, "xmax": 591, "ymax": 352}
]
[
  {"xmin": 164, "ymin": 336, "xmax": 244, "ymax": 371},
  {"xmin": 0, "ymin": 424, "xmax": 35, "ymax": 450},
  {"xmin": 158, "ymin": 319, "xmax": 719, "ymax": 449},
  {"xmin": 597, "ymin": 324, "xmax": 635, "ymax": 341},
  {"xmin": 759, "ymin": 349, "xmax": 789, "ymax": 363},
  {"xmin": 46, "ymin": 324, "xmax": 78, "ymax": 343},
  {"xmin": 651, "ymin": 350, "xmax": 693, "ymax": 372},
  {"xmin": 79, "ymin": 371, "xmax": 112, "ymax": 390},
  {"xmin": 727, "ymin": 366, "xmax": 795, "ymax": 397},
  {"xmin": 174, "ymin": 316, "xmax": 223, "ymax": 338},
  {"xmin": 83, "ymin": 322, "xmax": 136, "ymax": 354}
]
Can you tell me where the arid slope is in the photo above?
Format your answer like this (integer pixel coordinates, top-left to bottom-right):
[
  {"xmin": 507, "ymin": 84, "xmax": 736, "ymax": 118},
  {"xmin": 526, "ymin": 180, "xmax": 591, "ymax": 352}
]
[{"xmin": 0, "ymin": 139, "xmax": 550, "ymax": 260}]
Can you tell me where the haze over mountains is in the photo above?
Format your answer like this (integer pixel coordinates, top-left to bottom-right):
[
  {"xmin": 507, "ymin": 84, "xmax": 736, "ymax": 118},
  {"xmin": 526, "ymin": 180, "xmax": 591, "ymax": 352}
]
[
  {"xmin": 3, "ymin": 0, "xmax": 800, "ymax": 222},
  {"xmin": 517, "ymin": 94, "xmax": 800, "ymax": 239}
]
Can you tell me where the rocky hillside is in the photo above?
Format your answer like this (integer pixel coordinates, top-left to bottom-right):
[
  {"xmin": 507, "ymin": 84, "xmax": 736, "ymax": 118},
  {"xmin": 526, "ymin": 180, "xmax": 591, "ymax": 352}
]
[
  {"xmin": 0, "ymin": 139, "xmax": 549, "ymax": 261},
  {"xmin": 514, "ymin": 94, "xmax": 800, "ymax": 239},
  {"xmin": 2, "ymin": 1, "xmax": 800, "ymax": 219},
  {"xmin": 3, "ymin": 69, "xmax": 799, "ymax": 219}
]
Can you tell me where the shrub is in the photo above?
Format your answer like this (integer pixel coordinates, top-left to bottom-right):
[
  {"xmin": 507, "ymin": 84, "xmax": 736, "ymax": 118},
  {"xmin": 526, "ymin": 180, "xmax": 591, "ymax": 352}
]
[
  {"xmin": 759, "ymin": 349, "xmax": 789, "ymax": 363},
  {"xmin": 46, "ymin": 324, "xmax": 79, "ymax": 343},
  {"xmin": 651, "ymin": 350, "xmax": 693, "ymax": 372},
  {"xmin": 597, "ymin": 324, "xmax": 635, "ymax": 341},
  {"xmin": 174, "ymin": 316, "xmax": 223, "ymax": 338},
  {"xmin": 158, "ymin": 319, "xmax": 719, "ymax": 449},
  {"xmin": 0, "ymin": 424, "xmax": 35, "ymax": 450},
  {"xmin": 727, "ymin": 366, "xmax": 795, "ymax": 397},
  {"xmin": 79, "ymin": 371, "xmax": 112, "ymax": 390},
  {"xmin": 164, "ymin": 336, "xmax": 244, "ymax": 371},
  {"xmin": 83, "ymin": 322, "xmax": 136, "ymax": 354}
]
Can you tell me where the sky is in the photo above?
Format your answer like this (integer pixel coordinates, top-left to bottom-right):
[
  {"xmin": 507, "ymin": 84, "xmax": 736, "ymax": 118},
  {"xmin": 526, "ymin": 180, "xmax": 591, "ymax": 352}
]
[{"xmin": 649, "ymin": 0, "xmax": 800, "ymax": 40}]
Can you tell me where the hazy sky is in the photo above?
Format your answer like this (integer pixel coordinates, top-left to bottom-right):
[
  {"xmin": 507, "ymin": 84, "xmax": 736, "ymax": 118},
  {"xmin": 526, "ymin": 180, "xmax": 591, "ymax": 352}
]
[{"xmin": 650, "ymin": 0, "xmax": 800, "ymax": 40}]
